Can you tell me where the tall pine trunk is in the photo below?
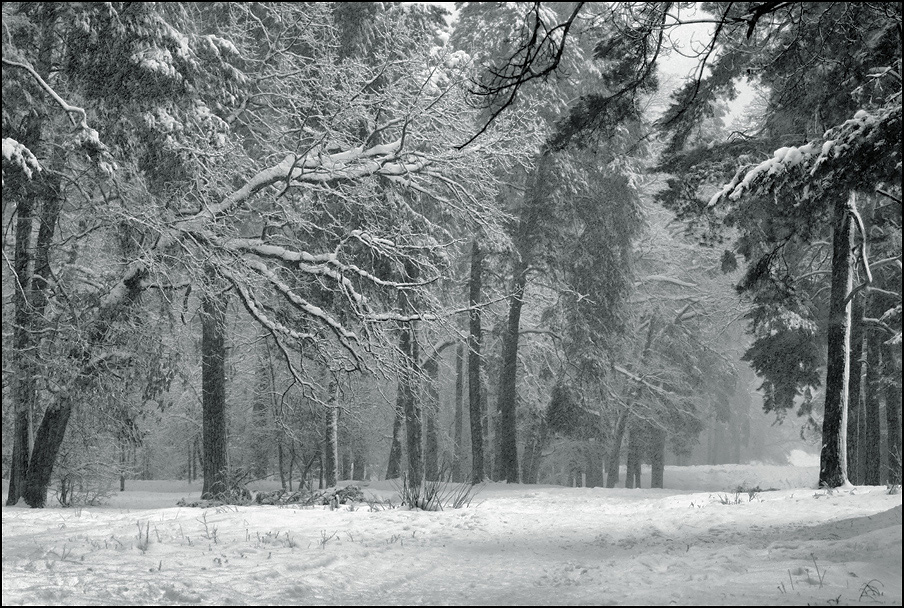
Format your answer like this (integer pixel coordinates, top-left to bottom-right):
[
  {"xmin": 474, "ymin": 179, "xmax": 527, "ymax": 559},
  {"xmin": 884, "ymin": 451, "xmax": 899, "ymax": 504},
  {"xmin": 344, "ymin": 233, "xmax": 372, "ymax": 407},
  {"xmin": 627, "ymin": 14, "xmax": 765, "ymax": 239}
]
[
  {"xmin": 423, "ymin": 356, "xmax": 440, "ymax": 481},
  {"xmin": 625, "ymin": 422, "xmax": 642, "ymax": 489},
  {"xmin": 649, "ymin": 426, "xmax": 666, "ymax": 488},
  {"xmin": 386, "ymin": 406, "xmax": 404, "ymax": 479},
  {"xmin": 846, "ymin": 296, "xmax": 866, "ymax": 484},
  {"xmin": 468, "ymin": 240, "xmax": 486, "ymax": 484},
  {"xmin": 818, "ymin": 193, "xmax": 854, "ymax": 488},
  {"xmin": 201, "ymin": 269, "xmax": 229, "ymax": 499},
  {"xmin": 8, "ymin": 195, "xmax": 35, "ymax": 506},
  {"xmin": 863, "ymin": 299, "xmax": 883, "ymax": 485},
  {"xmin": 496, "ymin": 253, "xmax": 527, "ymax": 482},
  {"xmin": 400, "ymin": 320, "xmax": 422, "ymax": 482},
  {"xmin": 323, "ymin": 372, "xmax": 340, "ymax": 487},
  {"xmin": 451, "ymin": 343, "xmax": 466, "ymax": 482},
  {"xmin": 884, "ymin": 341, "xmax": 902, "ymax": 484},
  {"xmin": 605, "ymin": 410, "xmax": 629, "ymax": 488}
]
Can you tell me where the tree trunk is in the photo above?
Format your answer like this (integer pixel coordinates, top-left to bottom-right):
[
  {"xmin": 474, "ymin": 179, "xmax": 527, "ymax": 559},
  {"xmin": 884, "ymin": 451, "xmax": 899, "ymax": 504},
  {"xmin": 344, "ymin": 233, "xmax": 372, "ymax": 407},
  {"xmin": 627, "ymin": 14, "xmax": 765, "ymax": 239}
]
[
  {"xmin": 818, "ymin": 193, "xmax": 854, "ymax": 488},
  {"xmin": 424, "ymin": 357, "xmax": 440, "ymax": 481},
  {"xmin": 584, "ymin": 440, "xmax": 604, "ymax": 488},
  {"xmin": 864, "ymin": 299, "xmax": 883, "ymax": 485},
  {"xmin": 324, "ymin": 372, "xmax": 340, "ymax": 487},
  {"xmin": 400, "ymin": 319, "xmax": 422, "ymax": 483},
  {"xmin": 252, "ymin": 372, "xmax": 270, "ymax": 479},
  {"xmin": 386, "ymin": 405, "xmax": 404, "ymax": 479},
  {"xmin": 353, "ymin": 450, "xmax": 366, "ymax": 481},
  {"xmin": 7, "ymin": 194, "xmax": 35, "ymax": 506},
  {"xmin": 496, "ymin": 253, "xmax": 527, "ymax": 483},
  {"xmin": 451, "ymin": 343, "xmax": 465, "ymax": 482},
  {"xmin": 625, "ymin": 422, "xmax": 642, "ymax": 489},
  {"xmin": 23, "ymin": 396, "xmax": 73, "ymax": 508},
  {"xmin": 846, "ymin": 296, "xmax": 866, "ymax": 484},
  {"xmin": 468, "ymin": 240, "xmax": 486, "ymax": 484},
  {"xmin": 650, "ymin": 426, "xmax": 666, "ymax": 488},
  {"xmin": 201, "ymin": 270, "xmax": 229, "ymax": 499},
  {"xmin": 605, "ymin": 410, "xmax": 629, "ymax": 488},
  {"xmin": 884, "ymin": 341, "xmax": 902, "ymax": 485},
  {"xmin": 277, "ymin": 437, "xmax": 286, "ymax": 490}
]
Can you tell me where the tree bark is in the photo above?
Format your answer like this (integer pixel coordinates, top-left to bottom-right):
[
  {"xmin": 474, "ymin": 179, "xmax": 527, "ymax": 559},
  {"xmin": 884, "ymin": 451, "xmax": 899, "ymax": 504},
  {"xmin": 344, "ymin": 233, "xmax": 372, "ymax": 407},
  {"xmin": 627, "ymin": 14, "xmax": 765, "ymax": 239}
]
[
  {"xmin": 7, "ymin": 194, "xmax": 35, "ymax": 506},
  {"xmin": 468, "ymin": 240, "xmax": 486, "ymax": 484},
  {"xmin": 23, "ymin": 396, "xmax": 73, "ymax": 508},
  {"xmin": 452, "ymin": 343, "xmax": 466, "ymax": 482},
  {"xmin": 605, "ymin": 410, "xmax": 629, "ymax": 488},
  {"xmin": 323, "ymin": 372, "xmax": 340, "ymax": 487},
  {"xmin": 884, "ymin": 341, "xmax": 902, "ymax": 485},
  {"xmin": 625, "ymin": 422, "xmax": 643, "ymax": 489},
  {"xmin": 846, "ymin": 295, "xmax": 866, "ymax": 484},
  {"xmin": 386, "ymin": 405, "xmax": 404, "ymax": 479},
  {"xmin": 818, "ymin": 193, "xmax": 854, "ymax": 488},
  {"xmin": 201, "ymin": 269, "xmax": 229, "ymax": 499},
  {"xmin": 650, "ymin": 426, "xmax": 666, "ymax": 488},
  {"xmin": 424, "ymin": 357, "xmax": 440, "ymax": 481},
  {"xmin": 400, "ymin": 319, "xmax": 422, "ymax": 482},
  {"xmin": 496, "ymin": 253, "xmax": 528, "ymax": 482},
  {"xmin": 864, "ymin": 298, "xmax": 883, "ymax": 485}
]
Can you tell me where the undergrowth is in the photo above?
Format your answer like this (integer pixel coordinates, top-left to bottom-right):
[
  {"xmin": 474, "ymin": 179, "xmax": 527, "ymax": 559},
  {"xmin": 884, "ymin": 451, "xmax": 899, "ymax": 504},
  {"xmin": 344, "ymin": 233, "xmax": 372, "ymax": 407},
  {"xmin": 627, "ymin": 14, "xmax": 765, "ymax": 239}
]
[{"xmin": 392, "ymin": 473, "xmax": 482, "ymax": 511}]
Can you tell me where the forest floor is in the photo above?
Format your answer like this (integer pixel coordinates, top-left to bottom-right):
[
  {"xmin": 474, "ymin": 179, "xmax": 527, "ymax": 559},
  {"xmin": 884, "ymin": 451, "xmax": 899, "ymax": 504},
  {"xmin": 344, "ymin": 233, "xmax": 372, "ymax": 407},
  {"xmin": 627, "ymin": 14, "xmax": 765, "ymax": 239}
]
[{"xmin": 2, "ymin": 461, "xmax": 901, "ymax": 606}]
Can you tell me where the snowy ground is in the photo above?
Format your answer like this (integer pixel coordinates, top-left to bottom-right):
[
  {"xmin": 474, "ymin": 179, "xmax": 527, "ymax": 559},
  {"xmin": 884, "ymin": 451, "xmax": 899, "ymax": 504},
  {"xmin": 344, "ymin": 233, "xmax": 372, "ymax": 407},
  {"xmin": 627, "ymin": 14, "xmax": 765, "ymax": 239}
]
[{"xmin": 2, "ymin": 462, "xmax": 901, "ymax": 606}]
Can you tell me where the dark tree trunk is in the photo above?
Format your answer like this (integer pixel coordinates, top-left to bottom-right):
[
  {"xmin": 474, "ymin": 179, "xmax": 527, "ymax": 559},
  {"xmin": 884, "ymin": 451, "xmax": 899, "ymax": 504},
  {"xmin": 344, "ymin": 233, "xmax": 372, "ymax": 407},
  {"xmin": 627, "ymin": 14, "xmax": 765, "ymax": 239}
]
[
  {"xmin": 451, "ymin": 343, "xmax": 466, "ymax": 482},
  {"xmin": 846, "ymin": 296, "xmax": 866, "ymax": 484},
  {"xmin": 496, "ymin": 253, "xmax": 527, "ymax": 483},
  {"xmin": 864, "ymin": 300, "xmax": 883, "ymax": 485},
  {"xmin": 584, "ymin": 440, "xmax": 604, "ymax": 488},
  {"xmin": 23, "ymin": 396, "xmax": 74, "ymax": 508},
  {"xmin": 818, "ymin": 193, "xmax": 854, "ymax": 488},
  {"xmin": 650, "ymin": 426, "xmax": 666, "ymax": 488},
  {"xmin": 201, "ymin": 272, "xmax": 229, "ymax": 499},
  {"xmin": 400, "ymin": 320, "xmax": 422, "ymax": 482},
  {"xmin": 884, "ymin": 341, "xmax": 902, "ymax": 485},
  {"xmin": 625, "ymin": 422, "xmax": 643, "ymax": 489},
  {"xmin": 467, "ymin": 240, "xmax": 486, "ymax": 484},
  {"xmin": 605, "ymin": 410, "xmax": 629, "ymax": 488},
  {"xmin": 353, "ymin": 450, "xmax": 366, "ymax": 481},
  {"xmin": 386, "ymin": 405, "xmax": 404, "ymax": 479},
  {"xmin": 252, "ymin": 378, "xmax": 270, "ymax": 479},
  {"xmin": 277, "ymin": 439, "xmax": 286, "ymax": 490},
  {"xmin": 8, "ymin": 194, "xmax": 35, "ymax": 506},
  {"xmin": 324, "ymin": 373, "xmax": 340, "ymax": 487},
  {"xmin": 424, "ymin": 357, "xmax": 440, "ymax": 481}
]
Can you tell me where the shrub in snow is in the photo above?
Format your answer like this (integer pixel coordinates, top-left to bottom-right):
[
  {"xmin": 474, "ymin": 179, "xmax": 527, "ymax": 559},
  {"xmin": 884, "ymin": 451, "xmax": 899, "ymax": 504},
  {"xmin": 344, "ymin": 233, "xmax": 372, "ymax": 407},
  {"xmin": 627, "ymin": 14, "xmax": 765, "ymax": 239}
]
[{"xmin": 394, "ymin": 473, "xmax": 481, "ymax": 511}]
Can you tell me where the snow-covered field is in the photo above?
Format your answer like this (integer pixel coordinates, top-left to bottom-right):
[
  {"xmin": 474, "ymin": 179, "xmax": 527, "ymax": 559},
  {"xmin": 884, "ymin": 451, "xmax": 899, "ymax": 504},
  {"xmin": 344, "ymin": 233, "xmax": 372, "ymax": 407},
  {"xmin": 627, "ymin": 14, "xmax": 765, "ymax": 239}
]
[{"xmin": 3, "ymin": 462, "xmax": 901, "ymax": 606}]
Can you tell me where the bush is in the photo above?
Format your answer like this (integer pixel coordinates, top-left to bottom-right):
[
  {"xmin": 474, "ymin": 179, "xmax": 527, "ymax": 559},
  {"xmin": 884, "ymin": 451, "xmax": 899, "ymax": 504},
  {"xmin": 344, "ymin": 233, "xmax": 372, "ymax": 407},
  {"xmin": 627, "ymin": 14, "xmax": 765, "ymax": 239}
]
[{"xmin": 394, "ymin": 474, "xmax": 481, "ymax": 511}]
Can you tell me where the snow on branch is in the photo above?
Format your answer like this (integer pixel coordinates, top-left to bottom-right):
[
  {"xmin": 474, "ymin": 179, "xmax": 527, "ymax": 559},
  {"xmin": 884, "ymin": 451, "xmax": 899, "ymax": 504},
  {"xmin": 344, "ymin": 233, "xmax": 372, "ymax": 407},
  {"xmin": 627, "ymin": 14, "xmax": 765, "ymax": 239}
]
[
  {"xmin": 710, "ymin": 104, "xmax": 903, "ymax": 206},
  {"xmin": 243, "ymin": 260, "xmax": 365, "ymax": 364},
  {"xmin": 2, "ymin": 57, "xmax": 91, "ymax": 132},
  {"xmin": 193, "ymin": 139, "xmax": 432, "ymax": 221},
  {"xmin": 1, "ymin": 138, "xmax": 41, "ymax": 183}
]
